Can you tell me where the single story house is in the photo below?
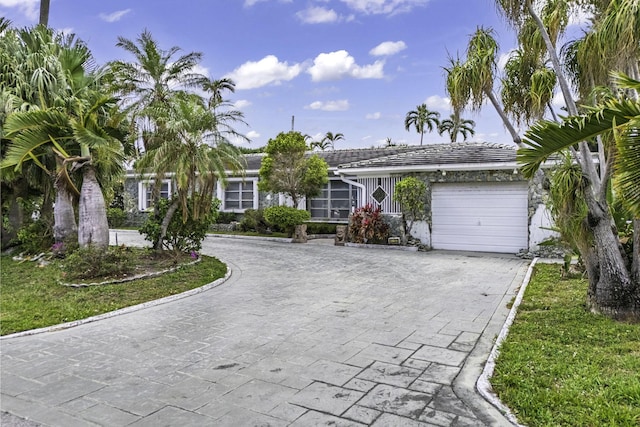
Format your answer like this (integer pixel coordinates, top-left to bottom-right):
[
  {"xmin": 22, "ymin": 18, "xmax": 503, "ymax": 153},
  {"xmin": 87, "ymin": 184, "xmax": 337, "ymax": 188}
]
[{"xmin": 125, "ymin": 142, "xmax": 555, "ymax": 254}]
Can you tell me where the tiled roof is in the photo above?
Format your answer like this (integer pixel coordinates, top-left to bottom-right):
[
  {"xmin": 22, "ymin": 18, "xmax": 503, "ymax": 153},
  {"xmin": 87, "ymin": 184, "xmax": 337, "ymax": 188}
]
[
  {"xmin": 337, "ymin": 143, "xmax": 518, "ymax": 170},
  {"xmin": 243, "ymin": 146, "xmax": 420, "ymax": 170}
]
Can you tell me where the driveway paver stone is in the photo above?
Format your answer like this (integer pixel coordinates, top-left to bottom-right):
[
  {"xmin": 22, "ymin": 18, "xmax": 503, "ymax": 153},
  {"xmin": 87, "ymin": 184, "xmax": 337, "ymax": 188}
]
[{"xmin": 0, "ymin": 231, "xmax": 527, "ymax": 426}]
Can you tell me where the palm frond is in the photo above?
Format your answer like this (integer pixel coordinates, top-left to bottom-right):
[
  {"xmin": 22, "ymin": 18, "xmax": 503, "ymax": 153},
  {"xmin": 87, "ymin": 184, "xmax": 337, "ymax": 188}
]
[{"xmin": 518, "ymin": 99, "xmax": 640, "ymax": 177}]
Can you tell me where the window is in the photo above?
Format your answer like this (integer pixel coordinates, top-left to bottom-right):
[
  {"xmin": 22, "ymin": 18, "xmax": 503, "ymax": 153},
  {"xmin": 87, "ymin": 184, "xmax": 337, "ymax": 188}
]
[
  {"xmin": 138, "ymin": 180, "xmax": 171, "ymax": 211},
  {"xmin": 222, "ymin": 180, "xmax": 256, "ymax": 211},
  {"xmin": 309, "ymin": 179, "xmax": 358, "ymax": 220}
]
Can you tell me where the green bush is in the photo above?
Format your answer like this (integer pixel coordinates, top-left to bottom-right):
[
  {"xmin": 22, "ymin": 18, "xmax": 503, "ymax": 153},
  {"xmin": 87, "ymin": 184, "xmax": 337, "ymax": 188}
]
[
  {"xmin": 216, "ymin": 211, "xmax": 237, "ymax": 224},
  {"xmin": 305, "ymin": 222, "xmax": 338, "ymax": 235},
  {"xmin": 106, "ymin": 207, "xmax": 127, "ymax": 228},
  {"xmin": 15, "ymin": 219, "xmax": 55, "ymax": 254},
  {"xmin": 139, "ymin": 197, "xmax": 219, "ymax": 253},
  {"xmin": 264, "ymin": 206, "xmax": 311, "ymax": 237},
  {"xmin": 239, "ymin": 209, "xmax": 270, "ymax": 233},
  {"xmin": 348, "ymin": 203, "xmax": 389, "ymax": 244},
  {"xmin": 62, "ymin": 245, "xmax": 134, "ymax": 281}
]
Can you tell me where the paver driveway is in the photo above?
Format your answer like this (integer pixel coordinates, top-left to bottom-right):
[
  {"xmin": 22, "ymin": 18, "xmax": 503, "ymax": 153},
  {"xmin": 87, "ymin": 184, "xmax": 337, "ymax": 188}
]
[{"xmin": 1, "ymin": 232, "xmax": 528, "ymax": 426}]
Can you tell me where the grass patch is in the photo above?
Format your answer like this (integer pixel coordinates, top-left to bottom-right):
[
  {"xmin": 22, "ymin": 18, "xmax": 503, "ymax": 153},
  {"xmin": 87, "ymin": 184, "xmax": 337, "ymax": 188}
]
[
  {"xmin": 0, "ymin": 249, "xmax": 226, "ymax": 336},
  {"xmin": 492, "ymin": 263, "xmax": 640, "ymax": 426}
]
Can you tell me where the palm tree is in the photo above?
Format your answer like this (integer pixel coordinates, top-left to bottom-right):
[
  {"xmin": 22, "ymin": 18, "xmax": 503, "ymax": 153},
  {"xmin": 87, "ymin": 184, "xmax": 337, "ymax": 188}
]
[
  {"xmin": 444, "ymin": 28, "xmax": 523, "ymax": 146},
  {"xmin": 437, "ymin": 114, "xmax": 476, "ymax": 142},
  {"xmin": 203, "ymin": 77, "xmax": 235, "ymax": 111},
  {"xmin": 518, "ymin": 72, "xmax": 639, "ymax": 318},
  {"xmin": 321, "ymin": 132, "xmax": 344, "ymax": 150},
  {"xmin": 496, "ymin": 0, "xmax": 639, "ymax": 319},
  {"xmin": 110, "ymin": 29, "xmax": 205, "ymax": 153},
  {"xmin": 39, "ymin": 0, "xmax": 50, "ymax": 26},
  {"xmin": 136, "ymin": 94, "xmax": 245, "ymax": 249},
  {"xmin": 404, "ymin": 104, "xmax": 440, "ymax": 145},
  {"xmin": 3, "ymin": 69, "xmax": 127, "ymax": 250},
  {"xmin": 1, "ymin": 25, "xmax": 82, "ymax": 244}
]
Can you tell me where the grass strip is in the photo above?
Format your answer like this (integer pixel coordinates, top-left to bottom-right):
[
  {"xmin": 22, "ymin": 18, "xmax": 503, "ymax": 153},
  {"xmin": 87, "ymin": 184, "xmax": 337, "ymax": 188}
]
[
  {"xmin": 0, "ymin": 253, "xmax": 226, "ymax": 336},
  {"xmin": 492, "ymin": 263, "xmax": 640, "ymax": 426}
]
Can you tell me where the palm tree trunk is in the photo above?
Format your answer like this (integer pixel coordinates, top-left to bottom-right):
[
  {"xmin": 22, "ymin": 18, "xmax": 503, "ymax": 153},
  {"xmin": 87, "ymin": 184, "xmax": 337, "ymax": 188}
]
[
  {"xmin": 39, "ymin": 0, "xmax": 50, "ymax": 26},
  {"xmin": 78, "ymin": 166, "xmax": 109, "ymax": 250},
  {"xmin": 155, "ymin": 199, "xmax": 180, "ymax": 250},
  {"xmin": 633, "ymin": 219, "xmax": 640, "ymax": 286},
  {"xmin": 582, "ymin": 188, "xmax": 637, "ymax": 319},
  {"xmin": 53, "ymin": 174, "xmax": 77, "ymax": 244},
  {"xmin": 484, "ymin": 89, "xmax": 523, "ymax": 146}
]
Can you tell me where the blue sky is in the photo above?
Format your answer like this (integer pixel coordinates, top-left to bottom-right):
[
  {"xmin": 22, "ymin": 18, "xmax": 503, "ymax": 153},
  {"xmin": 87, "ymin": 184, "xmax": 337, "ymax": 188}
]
[{"xmin": 1, "ymin": 0, "xmax": 583, "ymax": 149}]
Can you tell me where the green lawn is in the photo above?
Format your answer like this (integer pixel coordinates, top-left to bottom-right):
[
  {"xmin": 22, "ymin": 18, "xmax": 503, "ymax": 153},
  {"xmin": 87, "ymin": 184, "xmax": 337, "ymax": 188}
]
[
  {"xmin": 492, "ymin": 263, "xmax": 640, "ymax": 426},
  {"xmin": 0, "ymin": 252, "xmax": 226, "ymax": 336}
]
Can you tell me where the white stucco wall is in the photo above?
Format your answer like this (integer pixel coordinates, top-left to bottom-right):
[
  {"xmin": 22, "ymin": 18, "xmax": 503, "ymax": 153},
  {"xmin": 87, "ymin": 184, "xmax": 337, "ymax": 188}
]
[
  {"xmin": 529, "ymin": 204, "xmax": 558, "ymax": 250},
  {"xmin": 410, "ymin": 220, "xmax": 431, "ymax": 247}
]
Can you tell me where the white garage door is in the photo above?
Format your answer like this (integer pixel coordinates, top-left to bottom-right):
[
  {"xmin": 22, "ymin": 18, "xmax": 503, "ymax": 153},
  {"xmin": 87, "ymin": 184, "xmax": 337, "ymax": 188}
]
[{"xmin": 431, "ymin": 182, "xmax": 528, "ymax": 253}]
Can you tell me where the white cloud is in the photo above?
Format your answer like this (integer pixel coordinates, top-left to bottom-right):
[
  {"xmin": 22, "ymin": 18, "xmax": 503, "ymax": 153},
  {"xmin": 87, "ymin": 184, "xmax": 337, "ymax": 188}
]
[
  {"xmin": 233, "ymin": 99, "xmax": 252, "ymax": 109},
  {"xmin": 306, "ymin": 99, "xmax": 350, "ymax": 111},
  {"xmin": 370, "ymin": 41, "xmax": 407, "ymax": 56},
  {"xmin": 424, "ymin": 95, "xmax": 450, "ymax": 111},
  {"xmin": 225, "ymin": 55, "xmax": 303, "ymax": 90},
  {"xmin": 366, "ymin": 112, "xmax": 381, "ymax": 119},
  {"xmin": 246, "ymin": 130, "xmax": 260, "ymax": 140},
  {"xmin": 99, "ymin": 9, "xmax": 131, "ymax": 23},
  {"xmin": 296, "ymin": 6, "xmax": 339, "ymax": 24},
  {"xmin": 191, "ymin": 64, "xmax": 210, "ymax": 78},
  {"xmin": 340, "ymin": 0, "xmax": 429, "ymax": 15},
  {"xmin": 0, "ymin": 0, "xmax": 38, "ymax": 20},
  {"xmin": 308, "ymin": 50, "xmax": 384, "ymax": 81}
]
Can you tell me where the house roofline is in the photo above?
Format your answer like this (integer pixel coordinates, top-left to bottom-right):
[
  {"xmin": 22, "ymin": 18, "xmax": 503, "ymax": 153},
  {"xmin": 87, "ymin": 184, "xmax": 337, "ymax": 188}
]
[{"xmin": 335, "ymin": 160, "xmax": 558, "ymax": 176}]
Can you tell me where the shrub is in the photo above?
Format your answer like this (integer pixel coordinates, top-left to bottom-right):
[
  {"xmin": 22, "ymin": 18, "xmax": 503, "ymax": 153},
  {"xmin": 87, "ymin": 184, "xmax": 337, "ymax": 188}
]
[
  {"xmin": 348, "ymin": 203, "xmax": 389, "ymax": 244},
  {"xmin": 62, "ymin": 245, "xmax": 134, "ymax": 281},
  {"xmin": 15, "ymin": 219, "xmax": 55, "ymax": 254},
  {"xmin": 139, "ymin": 197, "xmax": 219, "ymax": 253},
  {"xmin": 106, "ymin": 207, "xmax": 127, "ymax": 228},
  {"xmin": 216, "ymin": 211, "xmax": 237, "ymax": 224},
  {"xmin": 264, "ymin": 206, "xmax": 311, "ymax": 237},
  {"xmin": 239, "ymin": 209, "xmax": 270, "ymax": 233},
  {"xmin": 393, "ymin": 177, "xmax": 427, "ymax": 236},
  {"xmin": 305, "ymin": 222, "xmax": 338, "ymax": 235}
]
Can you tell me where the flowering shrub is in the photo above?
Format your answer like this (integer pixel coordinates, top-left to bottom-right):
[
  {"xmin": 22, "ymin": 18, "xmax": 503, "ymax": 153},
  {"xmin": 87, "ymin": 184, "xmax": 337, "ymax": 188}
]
[{"xmin": 348, "ymin": 203, "xmax": 389, "ymax": 244}]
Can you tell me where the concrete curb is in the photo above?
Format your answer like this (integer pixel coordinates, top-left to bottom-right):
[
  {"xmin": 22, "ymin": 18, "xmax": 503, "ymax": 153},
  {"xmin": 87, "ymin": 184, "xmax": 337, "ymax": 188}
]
[
  {"xmin": 344, "ymin": 242, "xmax": 419, "ymax": 251},
  {"xmin": 475, "ymin": 258, "xmax": 539, "ymax": 426},
  {"xmin": 208, "ymin": 233, "xmax": 293, "ymax": 243},
  {"xmin": 0, "ymin": 267, "xmax": 232, "ymax": 341}
]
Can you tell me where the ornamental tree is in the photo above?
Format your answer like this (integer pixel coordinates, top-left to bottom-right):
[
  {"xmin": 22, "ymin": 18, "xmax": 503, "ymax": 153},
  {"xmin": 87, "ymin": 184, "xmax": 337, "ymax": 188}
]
[
  {"xmin": 258, "ymin": 131, "xmax": 328, "ymax": 208},
  {"xmin": 393, "ymin": 177, "xmax": 427, "ymax": 237}
]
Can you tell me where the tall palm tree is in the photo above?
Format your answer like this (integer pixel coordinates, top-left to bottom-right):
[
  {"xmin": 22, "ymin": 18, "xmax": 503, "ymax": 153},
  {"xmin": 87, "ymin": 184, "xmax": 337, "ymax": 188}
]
[
  {"xmin": 518, "ymin": 72, "xmax": 639, "ymax": 317},
  {"xmin": 404, "ymin": 104, "xmax": 440, "ymax": 145},
  {"xmin": 444, "ymin": 28, "xmax": 523, "ymax": 146},
  {"xmin": 437, "ymin": 114, "xmax": 476, "ymax": 142},
  {"xmin": 496, "ymin": 0, "xmax": 639, "ymax": 319},
  {"xmin": 39, "ymin": 0, "xmax": 50, "ymax": 26},
  {"xmin": 203, "ymin": 77, "xmax": 235, "ymax": 111},
  {"xmin": 136, "ymin": 94, "xmax": 245, "ymax": 249},
  {"xmin": 110, "ymin": 29, "xmax": 205, "ymax": 153},
  {"xmin": 321, "ymin": 132, "xmax": 344, "ymax": 150}
]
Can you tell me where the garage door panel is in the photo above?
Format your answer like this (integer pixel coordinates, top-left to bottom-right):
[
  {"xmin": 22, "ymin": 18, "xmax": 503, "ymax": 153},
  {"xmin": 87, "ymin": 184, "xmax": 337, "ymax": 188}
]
[
  {"xmin": 432, "ymin": 226, "xmax": 527, "ymax": 241},
  {"xmin": 431, "ymin": 182, "xmax": 528, "ymax": 253}
]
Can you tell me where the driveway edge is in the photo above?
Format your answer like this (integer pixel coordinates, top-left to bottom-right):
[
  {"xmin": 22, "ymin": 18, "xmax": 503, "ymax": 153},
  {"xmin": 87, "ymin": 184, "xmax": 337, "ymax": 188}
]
[
  {"xmin": 1, "ymin": 267, "xmax": 232, "ymax": 340},
  {"xmin": 474, "ymin": 258, "xmax": 539, "ymax": 426},
  {"xmin": 452, "ymin": 259, "xmax": 535, "ymax": 426}
]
